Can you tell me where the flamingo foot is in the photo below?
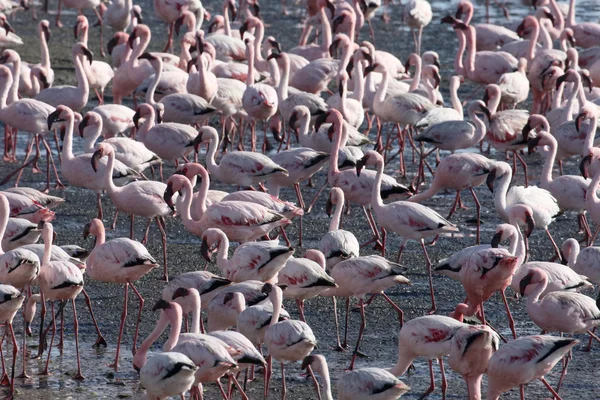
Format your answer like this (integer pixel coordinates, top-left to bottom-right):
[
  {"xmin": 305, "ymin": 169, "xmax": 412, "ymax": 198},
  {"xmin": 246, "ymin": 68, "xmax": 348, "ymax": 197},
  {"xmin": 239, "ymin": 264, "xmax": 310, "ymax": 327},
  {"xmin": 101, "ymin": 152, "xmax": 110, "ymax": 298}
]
[
  {"xmin": 73, "ymin": 372, "xmax": 84, "ymax": 381},
  {"xmin": 93, "ymin": 335, "xmax": 107, "ymax": 348},
  {"xmin": 0, "ymin": 373, "xmax": 8, "ymax": 386}
]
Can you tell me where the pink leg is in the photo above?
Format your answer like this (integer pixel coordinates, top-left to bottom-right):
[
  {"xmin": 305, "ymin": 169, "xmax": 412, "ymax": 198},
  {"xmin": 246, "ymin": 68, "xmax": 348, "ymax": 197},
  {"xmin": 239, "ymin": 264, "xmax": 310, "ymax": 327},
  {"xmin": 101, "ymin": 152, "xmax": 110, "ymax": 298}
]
[
  {"xmin": 381, "ymin": 293, "xmax": 404, "ymax": 327},
  {"xmin": 6, "ymin": 323, "xmax": 17, "ymax": 398},
  {"xmin": 540, "ymin": 377, "xmax": 563, "ymax": 400},
  {"xmin": 155, "ymin": 216, "xmax": 169, "ymax": 281},
  {"xmin": 280, "ymin": 362, "xmax": 286, "ymax": 400},
  {"xmin": 422, "ymin": 359, "xmax": 436, "ymax": 398},
  {"xmin": 81, "ymin": 288, "xmax": 106, "ymax": 347},
  {"xmin": 142, "ymin": 218, "xmax": 153, "ymax": 244},
  {"xmin": 294, "ymin": 183, "xmax": 304, "ymax": 246},
  {"xmin": 41, "ymin": 301, "xmax": 56, "ymax": 375},
  {"xmin": 545, "ymin": 228, "xmax": 562, "ymax": 261},
  {"xmin": 296, "ymin": 299, "xmax": 306, "ymax": 322},
  {"xmin": 446, "ymin": 191, "xmax": 461, "ymax": 220},
  {"xmin": 514, "ymin": 151, "xmax": 529, "ymax": 187},
  {"xmin": 110, "ymin": 211, "xmax": 119, "ymax": 230},
  {"xmin": 163, "ymin": 22, "xmax": 174, "ymax": 53},
  {"xmin": 0, "ymin": 332, "xmax": 8, "ymax": 386},
  {"xmin": 470, "ymin": 187, "xmax": 481, "ymax": 245},
  {"xmin": 396, "ymin": 238, "xmax": 408, "ymax": 263},
  {"xmin": 332, "ymin": 297, "xmax": 344, "ymax": 351},
  {"xmin": 72, "ymin": 299, "xmax": 84, "ymax": 380},
  {"xmin": 348, "ymin": 299, "xmax": 366, "ymax": 370},
  {"xmin": 501, "ymin": 290, "xmax": 517, "ymax": 339},
  {"xmin": 438, "ymin": 357, "xmax": 447, "ymax": 400},
  {"xmin": 96, "ymin": 194, "xmax": 103, "ymax": 220},
  {"xmin": 129, "ymin": 281, "xmax": 144, "ymax": 355},
  {"xmin": 216, "ymin": 380, "xmax": 228, "ymax": 400},
  {"xmin": 420, "ymin": 239, "xmax": 436, "ymax": 314},
  {"xmin": 111, "ymin": 283, "xmax": 129, "ymax": 371},
  {"xmin": 306, "ymin": 181, "xmax": 328, "ymax": 214}
]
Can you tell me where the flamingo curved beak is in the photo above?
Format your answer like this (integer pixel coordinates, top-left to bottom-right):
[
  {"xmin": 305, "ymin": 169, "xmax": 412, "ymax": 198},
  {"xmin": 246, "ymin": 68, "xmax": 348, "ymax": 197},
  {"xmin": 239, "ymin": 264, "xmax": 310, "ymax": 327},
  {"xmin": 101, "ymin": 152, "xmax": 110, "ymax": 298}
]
[
  {"xmin": 580, "ymin": 154, "xmax": 592, "ymax": 178},
  {"xmin": 47, "ymin": 109, "xmax": 63, "ymax": 130},
  {"xmin": 325, "ymin": 194, "xmax": 334, "ymax": 217},
  {"xmin": 200, "ymin": 238, "xmax": 212, "ymax": 262},
  {"xmin": 527, "ymin": 136, "xmax": 542, "ymax": 155},
  {"xmin": 90, "ymin": 148, "xmax": 103, "ymax": 172},
  {"xmin": 356, "ymin": 154, "xmax": 369, "ymax": 177},
  {"xmin": 490, "ymin": 230, "xmax": 503, "ymax": 248},
  {"xmin": 519, "ymin": 273, "xmax": 533, "ymax": 297},
  {"xmin": 525, "ymin": 214, "xmax": 535, "ymax": 238},
  {"xmin": 78, "ymin": 115, "xmax": 89, "ymax": 138},
  {"xmin": 485, "ymin": 169, "xmax": 497, "ymax": 193},
  {"xmin": 172, "ymin": 287, "xmax": 190, "ymax": 300},
  {"xmin": 152, "ymin": 299, "xmax": 171, "ymax": 311},
  {"xmin": 163, "ymin": 183, "xmax": 176, "ymax": 212}
]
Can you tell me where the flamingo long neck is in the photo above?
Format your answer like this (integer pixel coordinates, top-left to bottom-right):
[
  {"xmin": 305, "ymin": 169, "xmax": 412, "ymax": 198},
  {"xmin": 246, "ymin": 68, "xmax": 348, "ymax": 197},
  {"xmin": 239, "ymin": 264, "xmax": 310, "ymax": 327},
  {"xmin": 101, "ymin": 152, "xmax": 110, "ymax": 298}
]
[
  {"xmin": 80, "ymin": 24, "xmax": 89, "ymax": 46},
  {"xmin": 509, "ymin": 216, "xmax": 527, "ymax": 265},
  {"xmin": 40, "ymin": 29, "xmax": 51, "ymax": 69},
  {"xmin": 246, "ymin": 43, "xmax": 255, "ymax": 85},
  {"xmin": 566, "ymin": 243, "xmax": 579, "ymax": 269},
  {"xmin": 269, "ymin": 287, "xmax": 282, "ymax": 326},
  {"xmin": 552, "ymin": 84, "xmax": 564, "ymax": 109},
  {"xmin": 62, "ymin": 114, "xmax": 75, "ymax": 161},
  {"xmin": 0, "ymin": 197, "xmax": 8, "ymax": 255},
  {"xmin": 350, "ymin": 57, "xmax": 365, "ymax": 103},
  {"xmin": 0, "ymin": 70, "xmax": 11, "ymax": 109},
  {"xmin": 103, "ymin": 151, "xmax": 119, "ymax": 195},
  {"xmin": 465, "ymin": 27, "xmax": 477, "ymax": 74},
  {"xmin": 469, "ymin": 108, "xmax": 487, "ymax": 144},
  {"xmin": 389, "ymin": 351, "xmax": 413, "ymax": 376},
  {"xmin": 196, "ymin": 169, "xmax": 210, "ymax": 216},
  {"xmin": 450, "ymin": 78, "xmax": 463, "ymax": 116},
  {"xmin": 298, "ymin": 24, "xmax": 312, "ymax": 46},
  {"xmin": 588, "ymin": 164, "xmax": 600, "ymax": 208},
  {"xmin": 566, "ymin": 0, "xmax": 576, "ymax": 27},
  {"xmin": 409, "ymin": 57, "xmax": 422, "ymax": 92},
  {"xmin": 223, "ymin": 5, "xmax": 232, "ymax": 36},
  {"xmin": 454, "ymin": 29, "xmax": 466, "ymax": 76},
  {"xmin": 538, "ymin": 21, "xmax": 553, "ymax": 50},
  {"xmin": 83, "ymin": 124, "xmax": 102, "ymax": 153},
  {"xmin": 488, "ymin": 90, "xmax": 501, "ymax": 115},
  {"xmin": 562, "ymin": 81, "xmax": 579, "ymax": 122},
  {"xmin": 277, "ymin": 56, "xmax": 290, "ymax": 101},
  {"xmin": 145, "ymin": 59, "xmax": 163, "ymax": 105},
  {"xmin": 268, "ymin": 57, "xmax": 280, "ymax": 87},
  {"xmin": 371, "ymin": 157, "xmax": 385, "ymax": 211},
  {"xmin": 319, "ymin": 7, "xmax": 332, "ymax": 54},
  {"xmin": 204, "ymin": 132, "xmax": 222, "ymax": 182},
  {"xmin": 42, "ymin": 225, "xmax": 53, "ymax": 266},
  {"xmin": 298, "ymin": 112, "xmax": 311, "ymax": 144},
  {"xmin": 464, "ymin": 3, "xmax": 474, "ymax": 25},
  {"xmin": 73, "ymin": 52, "xmax": 89, "ymax": 97},
  {"xmin": 93, "ymin": 221, "xmax": 106, "ymax": 247},
  {"xmin": 407, "ymin": 177, "xmax": 441, "ymax": 203},
  {"xmin": 465, "ymin": 375, "xmax": 483, "ymax": 400},
  {"xmin": 327, "ymin": 121, "xmax": 343, "ymax": 181},
  {"xmin": 540, "ymin": 137, "xmax": 557, "ymax": 188},
  {"xmin": 584, "ymin": 115, "xmax": 598, "ymax": 154},
  {"xmin": 189, "ymin": 291, "xmax": 201, "ymax": 334},
  {"xmin": 527, "ymin": 273, "xmax": 548, "ymax": 309},
  {"xmin": 494, "ymin": 173, "xmax": 511, "ymax": 222},
  {"xmin": 315, "ymin": 360, "xmax": 333, "ymax": 400},
  {"xmin": 215, "ymin": 231, "xmax": 231, "ymax": 272},
  {"xmin": 576, "ymin": 77, "xmax": 587, "ymax": 109},
  {"xmin": 373, "ymin": 66, "xmax": 389, "ymax": 112},
  {"xmin": 549, "ymin": 0, "xmax": 565, "ymax": 32},
  {"xmin": 339, "ymin": 79, "xmax": 350, "ymax": 120},
  {"xmin": 337, "ymin": 39, "xmax": 353, "ymax": 75},
  {"xmin": 8, "ymin": 57, "xmax": 20, "ymax": 105},
  {"xmin": 177, "ymin": 179, "xmax": 196, "ymax": 228},
  {"xmin": 131, "ymin": 32, "xmax": 150, "ymax": 61},
  {"xmin": 136, "ymin": 110, "xmax": 155, "ymax": 143},
  {"xmin": 329, "ymin": 193, "xmax": 344, "ymax": 232},
  {"xmin": 254, "ymin": 23, "xmax": 265, "ymax": 67},
  {"xmin": 134, "ymin": 311, "xmax": 177, "ymax": 369},
  {"xmin": 527, "ymin": 21, "xmax": 540, "ymax": 60}
]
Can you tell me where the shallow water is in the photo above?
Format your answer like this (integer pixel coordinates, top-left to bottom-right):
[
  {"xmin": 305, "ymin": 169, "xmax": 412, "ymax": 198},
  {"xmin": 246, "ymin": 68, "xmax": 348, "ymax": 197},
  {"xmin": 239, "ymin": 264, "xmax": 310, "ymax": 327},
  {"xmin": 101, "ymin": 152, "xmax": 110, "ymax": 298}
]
[{"xmin": 2, "ymin": 0, "xmax": 600, "ymax": 399}]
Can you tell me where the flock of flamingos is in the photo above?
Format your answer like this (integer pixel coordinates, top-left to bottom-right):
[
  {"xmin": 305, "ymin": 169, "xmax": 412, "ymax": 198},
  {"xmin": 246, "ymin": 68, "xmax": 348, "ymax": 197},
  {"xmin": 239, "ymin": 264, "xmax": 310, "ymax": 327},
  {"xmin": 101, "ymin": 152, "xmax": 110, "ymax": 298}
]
[{"xmin": 0, "ymin": 0, "xmax": 598, "ymax": 398}]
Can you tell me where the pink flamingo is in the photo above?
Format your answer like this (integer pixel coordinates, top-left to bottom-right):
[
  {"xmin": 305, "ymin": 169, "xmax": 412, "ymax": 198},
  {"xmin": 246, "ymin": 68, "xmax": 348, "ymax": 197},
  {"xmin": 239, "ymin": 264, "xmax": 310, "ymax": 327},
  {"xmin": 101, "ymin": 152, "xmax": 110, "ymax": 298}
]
[
  {"xmin": 207, "ymin": 291, "xmax": 245, "ymax": 332},
  {"xmin": 487, "ymin": 335, "xmax": 578, "ymax": 400},
  {"xmin": 186, "ymin": 32, "xmax": 218, "ymax": 103},
  {"xmin": 263, "ymin": 284, "xmax": 318, "ymax": 400},
  {"xmin": 562, "ymin": 238, "xmax": 600, "ymax": 285},
  {"xmin": 447, "ymin": 325, "xmax": 499, "ymax": 400},
  {"xmin": 173, "ymin": 162, "xmax": 228, "ymax": 220},
  {"xmin": 566, "ymin": 0, "xmax": 600, "ymax": 48},
  {"xmin": 302, "ymin": 354, "xmax": 411, "ymax": 400},
  {"xmin": 35, "ymin": 43, "xmax": 91, "ymax": 112},
  {"xmin": 357, "ymin": 150, "xmax": 458, "ymax": 313},
  {"xmin": 84, "ymin": 218, "xmax": 158, "ymax": 370},
  {"xmin": 403, "ymin": 0, "xmax": 432, "ymax": 55},
  {"xmin": 409, "ymin": 153, "xmax": 494, "ymax": 244},
  {"xmin": 91, "ymin": 143, "xmax": 173, "ymax": 280},
  {"xmin": 278, "ymin": 249, "xmax": 337, "ymax": 322},
  {"xmin": 497, "ymin": 58, "xmax": 529, "ymax": 108},
  {"xmin": 453, "ymin": 0, "xmax": 518, "ymax": 51},
  {"xmin": 47, "ymin": 106, "xmax": 138, "ymax": 219},
  {"xmin": 163, "ymin": 173, "xmax": 290, "ymax": 243},
  {"xmin": 162, "ymin": 270, "xmax": 231, "ymax": 314},
  {"xmin": 519, "ymin": 267, "xmax": 600, "ymax": 391},
  {"xmin": 289, "ymin": 0, "xmax": 334, "ymax": 61},
  {"xmin": 200, "ymin": 227, "xmax": 293, "ymax": 282},
  {"xmin": 139, "ymin": 351, "xmax": 197, "ymax": 400},
  {"xmin": 37, "ymin": 223, "xmax": 85, "ymax": 379},
  {"xmin": 327, "ymin": 254, "xmax": 410, "ymax": 369},
  {"xmin": 390, "ymin": 315, "xmax": 465, "ymax": 399},
  {"xmin": 2, "ymin": 217, "xmax": 41, "ymax": 251},
  {"xmin": 0, "ymin": 284, "xmax": 24, "ymax": 398},
  {"xmin": 89, "ymin": 104, "xmax": 135, "ymax": 138},
  {"xmin": 318, "ymin": 187, "xmax": 359, "ymax": 269},
  {"xmin": 74, "ymin": 16, "xmax": 114, "ymax": 104}
]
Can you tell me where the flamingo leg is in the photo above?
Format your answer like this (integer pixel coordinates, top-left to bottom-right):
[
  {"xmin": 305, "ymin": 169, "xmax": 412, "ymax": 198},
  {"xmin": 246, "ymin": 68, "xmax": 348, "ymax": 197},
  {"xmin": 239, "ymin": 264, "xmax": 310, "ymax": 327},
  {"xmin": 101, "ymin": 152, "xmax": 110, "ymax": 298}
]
[
  {"xmin": 0, "ymin": 331, "xmax": 8, "ymax": 386},
  {"xmin": 216, "ymin": 380, "xmax": 228, "ymax": 400},
  {"xmin": 96, "ymin": 193, "xmax": 103, "ymax": 221},
  {"xmin": 81, "ymin": 288, "xmax": 106, "ymax": 347},
  {"xmin": 514, "ymin": 151, "xmax": 529, "ymax": 187},
  {"xmin": 128, "ymin": 281, "xmax": 144, "ymax": 355},
  {"xmin": 545, "ymin": 228, "xmax": 562, "ymax": 262},
  {"xmin": 163, "ymin": 22, "xmax": 174, "ymax": 53},
  {"xmin": 446, "ymin": 191, "xmax": 461, "ymax": 220},
  {"xmin": 438, "ymin": 357, "xmax": 447, "ymax": 400},
  {"xmin": 500, "ymin": 290, "xmax": 517, "ymax": 339},
  {"xmin": 348, "ymin": 299, "xmax": 366, "ymax": 370},
  {"xmin": 294, "ymin": 183, "xmax": 305, "ymax": 246},
  {"xmin": 332, "ymin": 297, "xmax": 345, "ymax": 351},
  {"xmin": 55, "ymin": 0, "xmax": 63, "ymax": 27},
  {"xmin": 590, "ymin": 227, "xmax": 600, "ymax": 247},
  {"xmin": 231, "ymin": 375, "xmax": 249, "ymax": 400},
  {"xmin": 111, "ymin": 283, "xmax": 129, "ymax": 371},
  {"xmin": 306, "ymin": 182, "xmax": 328, "ymax": 214},
  {"xmin": 420, "ymin": 239, "xmax": 436, "ymax": 314},
  {"xmin": 422, "ymin": 359, "xmax": 436, "ymax": 398},
  {"xmin": 585, "ymin": 328, "xmax": 600, "ymax": 352},
  {"xmin": 142, "ymin": 218, "xmax": 152, "ymax": 244},
  {"xmin": 280, "ymin": 362, "xmax": 287, "ymax": 400},
  {"xmin": 519, "ymin": 385, "xmax": 525, "ymax": 400},
  {"xmin": 41, "ymin": 301, "xmax": 56, "ymax": 375},
  {"xmin": 380, "ymin": 293, "xmax": 404, "ymax": 327},
  {"xmin": 540, "ymin": 377, "xmax": 563, "ymax": 400},
  {"xmin": 110, "ymin": 211, "xmax": 119, "ymax": 230},
  {"xmin": 6, "ymin": 323, "xmax": 16, "ymax": 398},
  {"xmin": 555, "ymin": 349, "xmax": 571, "ymax": 394},
  {"xmin": 4, "ymin": 134, "xmax": 40, "ymax": 187},
  {"xmin": 296, "ymin": 299, "xmax": 306, "ymax": 322},
  {"xmin": 155, "ymin": 216, "xmax": 169, "ymax": 281},
  {"xmin": 72, "ymin": 298, "xmax": 84, "ymax": 380},
  {"xmin": 396, "ymin": 238, "xmax": 408, "ymax": 263},
  {"xmin": 469, "ymin": 187, "xmax": 481, "ymax": 245},
  {"xmin": 361, "ymin": 207, "xmax": 382, "ymax": 249},
  {"xmin": 34, "ymin": 293, "xmax": 46, "ymax": 360},
  {"xmin": 264, "ymin": 354, "xmax": 271, "ymax": 399}
]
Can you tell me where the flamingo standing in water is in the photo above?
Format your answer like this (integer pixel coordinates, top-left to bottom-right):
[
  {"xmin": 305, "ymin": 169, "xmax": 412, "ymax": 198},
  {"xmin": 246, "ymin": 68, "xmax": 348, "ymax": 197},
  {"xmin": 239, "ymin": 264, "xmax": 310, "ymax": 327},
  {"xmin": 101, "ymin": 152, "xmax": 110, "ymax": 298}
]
[
  {"xmin": 487, "ymin": 335, "xmax": 578, "ymax": 400},
  {"xmin": 83, "ymin": 218, "xmax": 158, "ymax": 370},
  {"xmin": 0, "ymin": 284, "xmax": 24, "ymax": 398},
  {"xmin": 301, "ymin": 354, "xmax": 411, "ymax": 400},
  {"xmin": 357, "ymin": 150, "xmax": 458, "ymax": 313},
  {"xmin": 403, "ymin": 0, "xmax": 432, "ymax": 55}
]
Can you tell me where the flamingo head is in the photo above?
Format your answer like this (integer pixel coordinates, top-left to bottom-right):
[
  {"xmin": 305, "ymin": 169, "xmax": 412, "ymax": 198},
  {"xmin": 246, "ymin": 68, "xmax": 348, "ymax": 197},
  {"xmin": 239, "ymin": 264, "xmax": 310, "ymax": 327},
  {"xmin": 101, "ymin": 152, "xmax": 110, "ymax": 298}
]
[
  {"xmin": 314, "ymin": 109, "xmax": 342, "ymax": 134},
  {"xmin": 575, "ymin": 105, "xmax": 595, "ymax": 133},
  {"xmin": 164, "ymin": 174, "xmax": 190, "ymax": 211},
  {"xmin": 485, "ymin": 162, "xmax": 512, "ymax": 193},
  {"xmin": 580, "ymin": 153, "xmax": 593, "ymax": 179},
  {"xmin": 174, "ymin": 13, "xmax": 188, "ymax": 36},
  {"xmin": 47, "ymin": 105, "xmax": 73, "ymax": 131},
  {"xmin": 37, "ymin": 20, "xmax": 51, "ymax": 43},
  {"xmin": 580, "ymin": 69, "xmax": 594, "ymax": 94},
  {"xmin": 0, "ymin": 15, "xmax": 14, "ymax": 35},
  {"xmin": 78, "ymin": 111, "xmax": 101, "ymax": 138},
  {"xmin": 356, "ymin": 150, "xmax": 382, "ymax": 177},
  {"xmin": 267, "ymin": 37, "xmax": 281, "ymax": 54},
  {"xmin": 107, "ymin": 32, "xmax": 128, "ymax": 55},
  {"xmin": 82, "ymin": 218, "xmax": 102, "ymax": 241},
  {"xmin": 200, "ymin": 228, "xmax": 224, "ymax": 261},
  {"xmin": 250, "ymin": 1, "xmax": 260, "ymax": 18},
  {"xmin": 132, "ymin": 6, "xmax": 142, "ymax": 24},
  {"xmin": 518, "ymin": 270, "xmax": 538, "ymax": 297},
  {"xmin": 239, "ymin": 20, "xmax": 251, "ymax": 39},
  {"xmin": 73, "ymin": 43, "xmax": 93, "ymax": 65},
  {"xmin": 91, "ymin": 143, "xmax": 114, "ymax": 172},
  {"xmin": 73, "ymin": 15, "xmax": 87, "ymax": 39}
]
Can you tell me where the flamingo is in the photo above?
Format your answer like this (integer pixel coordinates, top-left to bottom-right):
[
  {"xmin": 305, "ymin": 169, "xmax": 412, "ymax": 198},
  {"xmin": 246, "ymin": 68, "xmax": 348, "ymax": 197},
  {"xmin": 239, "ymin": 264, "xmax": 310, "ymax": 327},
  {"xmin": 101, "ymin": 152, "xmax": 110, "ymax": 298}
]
[
  {"xmin": 139, "ymin": 351, "xmax": 197, "ymax": 400},
  {"xmin": 83, "ymin": 218, "xmax": 158, "ymax": 370},
  {"xmin": 497, "ymin": 58, "xmax": 529, "ymax": 108},
  {"xmin": 390, "ymin": 315, "xmax": 465, "ymax": 399},
  {"xmin": 447, "ymin": 325, "xmax": 500, "ymax": 400},
  {"xmin": 289, "ymin": 0, "xmax": 334, "ymax": 61},
  {"xmin": 0, "ymin": 14, "xmax": 22, "ymax": 48},
  {"xmin": 2, "ymin": 217, "xmax": 41, "ymax": 251},
  {"xmin": 357, "ymin": 150, "xmax": 458, "ymax": 313},
  {"xmin": 278, "ymin": 249, "xmax": 337, "ymax": 322},
  {"xmin": 487, "ymin": 161, "xmax": 563, "ymax": 260},
  {"xmin": 172, "ymin": 162, "xmax": 229, "ymax": 220},
  {"xmin": 519, "ymin": 267, "xmax": 600, "ymax": 390},
  {"xmin": 301, "ymin": 354, "xmax": 411, "ymax": 400},
  {"xmin": 163, "ymin": 270, "xmax": 231, "ymax": 314},
  {"xmin": 46, "ymin": 106, "xmax": 138, "ymax": 220},
  {"xmin": 403, "ymin": 0, "xmax": 432, "ymax": 55},
  {"xmin": 89, "ymin": 104, "xmax": 135, "ymax": 138},
  {"xmin": 415, "ymin": 75, "xmax": 464, "ymax": 131},
  {"xmin": 487, "ymin": 335, "xmax": 578, "ymax": 400},
  {"xmin": 199, "ymin": 227, "xmax": 294, "ymax": 283},
  {"xmin": 37, "ymin": 223, "xmax": 85, "ymax": 379},
  {"xmin": 318, "ymin": 187, "xmax": 359, "ymax": 270},
  {"xmin": 566, "ymin": 0, "xmax": 600, "ymax": 48},
  {"xmin": 408, "ymin": 153, "xmax": 494, "ymax": 244},
  {"xmin": 562, "ymin": 238, "xmax": 600, "ymax": 285},
  {"xmin": 35, "ymin": 43, "xmax": 91, "ymax": 112},
  {"xmin": 91, "ymin": 142, "xmax": 173, "ymax": 280},
  {"xmin": 163, "ymin": 173, "xmax": 291, "ymax": 243}
]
